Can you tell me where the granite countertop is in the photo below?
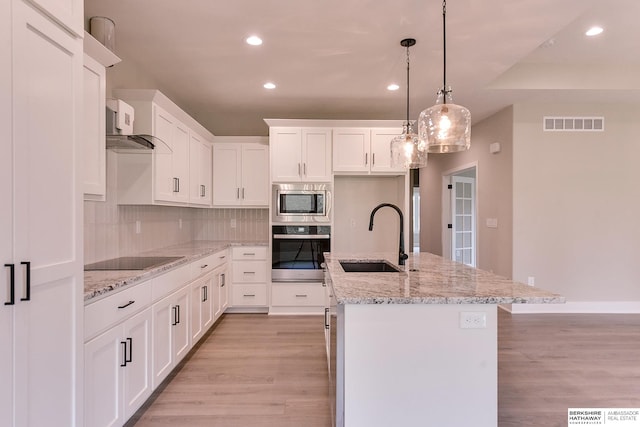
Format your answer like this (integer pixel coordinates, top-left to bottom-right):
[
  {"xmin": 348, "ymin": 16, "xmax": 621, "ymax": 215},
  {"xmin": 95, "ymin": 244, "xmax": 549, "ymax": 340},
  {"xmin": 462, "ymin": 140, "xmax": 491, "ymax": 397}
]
[
  {"xmin": 324, "ymin": 252, "xmax": 565, "ymax": 305},
  {"xmin": 84, "ymin": 240, "xmax": 267, "ymax": 303}
]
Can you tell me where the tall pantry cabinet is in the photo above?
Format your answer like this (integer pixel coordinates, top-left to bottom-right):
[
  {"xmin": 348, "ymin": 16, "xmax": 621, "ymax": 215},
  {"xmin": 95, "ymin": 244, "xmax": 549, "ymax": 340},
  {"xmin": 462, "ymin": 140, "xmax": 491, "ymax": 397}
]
[{"xmin": 1, "ymin": 0, "xmax": 84, "ymax": 426}]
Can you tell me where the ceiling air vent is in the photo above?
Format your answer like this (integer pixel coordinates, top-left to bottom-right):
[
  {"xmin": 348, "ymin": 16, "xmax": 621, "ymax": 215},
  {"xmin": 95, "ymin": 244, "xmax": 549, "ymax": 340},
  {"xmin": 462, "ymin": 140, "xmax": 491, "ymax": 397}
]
[{"xmin": 543, "ymin": 116, "xmax": 604, "ymax": 132}]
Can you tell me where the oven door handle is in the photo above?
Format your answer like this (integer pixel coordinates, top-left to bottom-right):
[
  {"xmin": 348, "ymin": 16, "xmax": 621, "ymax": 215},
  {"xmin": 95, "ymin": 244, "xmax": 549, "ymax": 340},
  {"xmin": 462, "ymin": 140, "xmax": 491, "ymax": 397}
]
[{"xmin": 272, "ymin": 234, "xmax": 331, "ymax": 239}]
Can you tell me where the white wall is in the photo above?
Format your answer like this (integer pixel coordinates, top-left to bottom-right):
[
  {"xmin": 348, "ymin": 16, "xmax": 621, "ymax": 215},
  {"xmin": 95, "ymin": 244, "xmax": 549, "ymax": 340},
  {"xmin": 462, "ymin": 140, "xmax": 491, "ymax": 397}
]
[
  {"xmin": 420, "ymin": 106, "xmax": 514, "ymax": 278},
  {"xmin": 512, "ymin": 103, "xmax": 640, "ymax": 304},
  {"xmin": 333, "ymin": 176, "xmax": 407, "ymax": 254}
]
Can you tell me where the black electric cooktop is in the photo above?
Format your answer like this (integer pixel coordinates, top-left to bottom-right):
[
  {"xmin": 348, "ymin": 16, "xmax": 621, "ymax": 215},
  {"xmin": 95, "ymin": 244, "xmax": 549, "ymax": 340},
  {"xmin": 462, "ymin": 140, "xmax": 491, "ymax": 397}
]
[{"xmin": 84, "ymin": 256, "xmax": 183, "ymax": 271}]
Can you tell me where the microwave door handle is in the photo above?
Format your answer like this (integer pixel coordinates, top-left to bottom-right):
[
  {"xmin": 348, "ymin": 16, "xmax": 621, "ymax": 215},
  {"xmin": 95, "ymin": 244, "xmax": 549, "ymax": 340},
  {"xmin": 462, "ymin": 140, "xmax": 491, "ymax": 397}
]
[{"xmin": 272, "ymin": 234, "xmax": 331, "ymax": 239}]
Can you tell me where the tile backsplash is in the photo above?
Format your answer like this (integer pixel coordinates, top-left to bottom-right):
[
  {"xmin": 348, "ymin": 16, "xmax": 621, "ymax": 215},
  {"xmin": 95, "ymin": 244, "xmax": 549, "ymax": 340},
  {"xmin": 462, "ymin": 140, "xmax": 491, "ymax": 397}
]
[{"xmin": 83, "ymin": 152, "xmax": 268, "ymax": 265}]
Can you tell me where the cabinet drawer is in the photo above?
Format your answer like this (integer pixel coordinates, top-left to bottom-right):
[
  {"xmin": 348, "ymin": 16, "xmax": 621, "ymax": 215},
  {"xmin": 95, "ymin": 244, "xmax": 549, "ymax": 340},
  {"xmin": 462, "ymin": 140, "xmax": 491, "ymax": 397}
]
[
  {"xmin": 191, "ymin": 249, "xmax": 228, "ymax": 279},
  {"xmin": 152, "ymin": 263, "xmax": 191, "ymax": 302},
  {"xmin": 232, "ymin": 260, "xmax": 268, "ymax": 283},
  {"xmin": 85, "ymin": 280, "xmax": 152, "ymax": 341},
  {"xmin": 231, "ymin": 246, "xmax": 267, "ymax": 260},
  {"xmin": 271, "ymin": 283, "xmax": 325, "ymax": 307},
  {"xmin": 231, "ymin": 284, "xmax": 267, "ymax": 306}
]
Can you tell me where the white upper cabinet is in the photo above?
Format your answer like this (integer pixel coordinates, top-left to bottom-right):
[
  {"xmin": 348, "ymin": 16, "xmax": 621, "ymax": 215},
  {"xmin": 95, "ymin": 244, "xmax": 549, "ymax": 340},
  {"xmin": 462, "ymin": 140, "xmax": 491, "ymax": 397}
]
[
  {"xmin": 213, "ymin": 142, "xmax": 269, "ymax": 207},
  {"xmin": 2, "ymin": 2, "xmax": 83, "ymax": 426},
  {"xmin": 82, "ymin": 33, "xmax": 121, "ymax": 202},
  {"xmin": 189, "ymin": 132, "xmax": 213, "ymax": 206},
  {"xmin": 333, "ymin": 127, "xmax": 405, "ymax": 174},
  {"xmin": 270, "ymin": 127, "xmax": 331, "ymax": 182},
  {"xmin": 27, "ymin": 0, "xmax": 83, "ymax": 37},
  {"xmin": 113, "ymin": 90, "xmax": 215, "ymax": 207}
]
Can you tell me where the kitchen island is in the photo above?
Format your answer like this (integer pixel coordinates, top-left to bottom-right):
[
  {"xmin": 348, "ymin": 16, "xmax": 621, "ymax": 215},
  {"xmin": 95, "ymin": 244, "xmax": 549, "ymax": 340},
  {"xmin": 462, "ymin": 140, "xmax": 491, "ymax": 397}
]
[{"xmin": 324, "ymin": 252, "xmax": 564, "ymax": 427}]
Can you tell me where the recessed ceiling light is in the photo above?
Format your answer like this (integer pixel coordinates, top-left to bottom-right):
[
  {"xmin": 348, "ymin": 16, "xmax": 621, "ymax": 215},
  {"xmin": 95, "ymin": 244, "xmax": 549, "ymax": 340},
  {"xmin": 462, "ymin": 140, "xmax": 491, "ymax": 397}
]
[
  {"xmin": 585, "ymin": 26, "xmax": 603, "ymax": 37},
  {"xmin": 263, "ymin": 82, "xmax": 276, "ymax": 89},
  {"xmin": 246, "ymin": 35, "xmax": 263, "ymax": 46},
  {"xmin": 387, "ymin": 84, "xmax": 400, "ymax": 91}
]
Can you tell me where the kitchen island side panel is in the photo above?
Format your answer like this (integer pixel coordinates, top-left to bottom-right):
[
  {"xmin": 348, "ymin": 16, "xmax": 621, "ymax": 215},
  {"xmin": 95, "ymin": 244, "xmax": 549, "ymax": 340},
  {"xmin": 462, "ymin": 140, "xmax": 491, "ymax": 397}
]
[{"xmin": 342, "ymin": 303, "xmax": 497, "ymax": 427}]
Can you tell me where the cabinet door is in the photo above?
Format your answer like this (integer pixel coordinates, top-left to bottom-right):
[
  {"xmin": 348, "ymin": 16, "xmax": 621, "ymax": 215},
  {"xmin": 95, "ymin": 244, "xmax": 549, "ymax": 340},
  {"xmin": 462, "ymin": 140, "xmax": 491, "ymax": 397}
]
[
  {"xmin": 213, "ymin": 143, "xmax": 242, "ymax": 206},
  {"xmin": 82, "ymin": 53, "xmax": 106, "ymax": 200},
  {"xmin": 220, "ymin": 269, "xmax": 229, "ymax": 313},
  {"xmin": 153, "ymin": 106, "xmax": 176, "ymax": 202},
  {"xmin": 200, "ymin": 142, "xmax": 213, "ymax": 206},
  {"xmin": 189, "ymin": 133, "xmax": 203, "ymax": 205},
  {"xmin": 151, "ymin": 294, "xmax": 174, "ymax": 389},
  {"xmin": 84, "ymin": 327, "xmax": 123, "ymax": 427},
  {"xmin": 201, "ymin": 275, "xmax": 214, "ymax": 332},
  {"xmin": 173, "ymin": 286, "xmax": 191, "ymax": 363},
  {"xmin": 189, "ymin": 279, "xmax": 204, "ymax": 343},
  {"xmin": 122, "ymin": 308, "xmax": 152, "ymax": 420},
  {"xmin": 173, "ymin": 122, "xmax": 190, "ymax": 203},
  {"xmin": 27, "ymin": 0, "xmax": 83, "ymax": 36},
  {"xmin": 302, "ymin": 128, "xmax": 332, "ymax": 181},
  {"xmin": 270, "ymin": 127, "xmax": 302, "ymax": 182},
  {"xmin": 332, "ymin": 128, "xmax": 370, "ymax": 172},
  {"xmin": 12, "ymin": 4, "xmax": 83, "ymax": 426},
  {"xmin": 241, "ymin": 144, "xmax": 269, "ymax": 206},
  {"xmin": 371, "ymin": 128, "xmax": 406, "ymax": 173},
  {"xmin": 0, "ymin": 0, "xmax": 12, "ymax": 422}
]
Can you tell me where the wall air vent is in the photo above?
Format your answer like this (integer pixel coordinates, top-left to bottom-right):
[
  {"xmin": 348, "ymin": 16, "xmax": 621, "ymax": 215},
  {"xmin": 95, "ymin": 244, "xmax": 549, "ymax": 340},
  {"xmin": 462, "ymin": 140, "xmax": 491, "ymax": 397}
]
[{"xmin": 543, "ymin": 116, "xmax": 604, "ymax": 132}]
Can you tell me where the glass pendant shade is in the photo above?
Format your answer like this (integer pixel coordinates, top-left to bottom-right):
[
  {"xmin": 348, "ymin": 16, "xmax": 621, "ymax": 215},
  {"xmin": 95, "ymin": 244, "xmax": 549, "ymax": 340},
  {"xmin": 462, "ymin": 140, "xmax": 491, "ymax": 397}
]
[
  {"xmin": 419, "ymin": 90, "xmax": 470, "ymax": 153},
  {"xmin": 391, "ymin": 122, "xmax": 428, "ymax": 169}
]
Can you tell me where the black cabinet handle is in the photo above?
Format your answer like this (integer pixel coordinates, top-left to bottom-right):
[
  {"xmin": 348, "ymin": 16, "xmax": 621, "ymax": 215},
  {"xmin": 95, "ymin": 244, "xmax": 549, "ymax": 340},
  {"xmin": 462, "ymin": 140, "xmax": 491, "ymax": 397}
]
[
  {"xmin": 200, "ymin": 184, "xmax": 205, "ymax": 197},
  {"xmin": 4, "ymin": 264, "xmax": 15, "ymax": 306},
  {"xmin": 324, "ymin": 307, "xmax": 330, "ymax": 329},
  {"xmin": 20, "ymin": 261, "xmax": 30, "ymax": 301},
  {"xmin": 243, "ymin": 294, "xmax": 256, "ymax": 297},
  {"xmin": 176, "ymin": 304, "xmax": 181, "ymax": 324},
  {"xmin": 117, "ymin": 300, "xmax": 135, "ymax": 309},
  {"xmin": 172, "ymin": 306, "xmax": 178, "ymax": 326},
  {"xmin": 220, "ymin": 273, "xmax": 225, "ymax": 287},
  {"xmin": 120, "ymin": 341, "xmax": 127, "ymax": 367},
  {"xmin": 202, "ymin": 286, "xmax": 207, "ymax": 302},
  {"xmin": 126, "ymin": 337, "xmax": 133, "ymax": 364},
  {"xmin": 200, "ymin": 264, "xmax": 208, "ymax": 269},
  {"xmin": 173, "ymin": 177, "xmax": 179, "ymax": 193}
]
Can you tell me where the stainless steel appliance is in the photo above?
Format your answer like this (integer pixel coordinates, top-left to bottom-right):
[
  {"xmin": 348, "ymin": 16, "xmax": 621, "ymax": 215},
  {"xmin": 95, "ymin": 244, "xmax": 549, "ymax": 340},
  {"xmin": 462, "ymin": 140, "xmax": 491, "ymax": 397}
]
[
  {"xmin": 272, "ymin": 183, "xmax": 331, "ymax": 224},
  {"xmin": 271, "ymin": 225, "xmax": 330, "ymax": 282}
]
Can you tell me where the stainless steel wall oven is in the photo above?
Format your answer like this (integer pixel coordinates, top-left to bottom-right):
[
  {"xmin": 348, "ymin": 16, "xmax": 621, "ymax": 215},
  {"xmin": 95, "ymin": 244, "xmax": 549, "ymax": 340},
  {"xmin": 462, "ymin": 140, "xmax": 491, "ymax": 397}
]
[{"xmin": 271, "ymin": 225, "xmax": 331, "ymax": 282}]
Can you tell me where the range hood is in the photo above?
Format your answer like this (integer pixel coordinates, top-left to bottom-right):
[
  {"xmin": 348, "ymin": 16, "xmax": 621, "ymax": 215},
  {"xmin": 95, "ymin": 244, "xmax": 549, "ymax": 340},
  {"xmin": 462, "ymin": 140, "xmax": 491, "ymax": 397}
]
[{"xmin": 105, "ymin": 99, "xmax": 170, "ymax": 152}]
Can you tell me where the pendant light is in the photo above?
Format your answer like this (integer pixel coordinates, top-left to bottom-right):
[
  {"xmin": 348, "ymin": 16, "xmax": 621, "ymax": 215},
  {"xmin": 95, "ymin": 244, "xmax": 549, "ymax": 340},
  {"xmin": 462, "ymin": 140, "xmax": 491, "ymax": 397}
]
[
  {"xmin": 418, "ymin": 0, "xmax": 471, "ymax": 153},
  {"xmin": 391, "ymin": 38, "xmax": 428, "ymax": 169}
]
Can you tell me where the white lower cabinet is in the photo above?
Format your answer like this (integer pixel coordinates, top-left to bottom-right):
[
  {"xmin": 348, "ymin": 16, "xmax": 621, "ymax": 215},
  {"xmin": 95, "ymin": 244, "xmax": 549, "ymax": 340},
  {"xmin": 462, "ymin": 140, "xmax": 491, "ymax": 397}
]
[
  {"xmin": 270, "ymin": 282, "xmax": 326, "ymax": 314},
  {"xmin": 84, "ymin": 308, "xmax": 152, "ymax": 427},
  {"xmin": 151, "ymin": 284, "xmax": 190, "ymax": 389},
  {"xmin": 230, "ymin": 246, "xmax": 268, "ymax": 309},
  {"xmin": 213, "ymin": 265, "xmax": 230, "ymax": 318},
  {"xmin": 190, "ymin": 273, "xmax": 215, "ymax": 344}
]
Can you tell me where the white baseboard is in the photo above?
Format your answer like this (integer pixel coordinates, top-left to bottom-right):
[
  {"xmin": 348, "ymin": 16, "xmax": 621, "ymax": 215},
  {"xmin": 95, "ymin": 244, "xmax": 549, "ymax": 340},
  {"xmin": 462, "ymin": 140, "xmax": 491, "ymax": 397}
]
[{"xmin": 504, "ymin": 301, "xmax": 640, "ymax": 314}]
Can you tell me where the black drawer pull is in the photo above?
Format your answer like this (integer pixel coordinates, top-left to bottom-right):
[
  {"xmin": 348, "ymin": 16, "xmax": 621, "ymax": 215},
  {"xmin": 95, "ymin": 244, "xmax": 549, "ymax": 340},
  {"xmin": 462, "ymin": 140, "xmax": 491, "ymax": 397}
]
[
  {"xmin": 4, "ymin": 264, "xmax": 15, "ymax": 306},
  {"xmin": 200, "ymin": 264, "xmax": 208, "ymax": 269},
  {"xmin": 120, "ymin": 341, "xmax": 127, "ymax": 367},
  {"xmin": 176, "ymin": 304, "xmax": 181, "ymax": 324},
  {"xmin": 243, "ymin": 253, "xmax": 255, "ymax": 256},
  {"xmin": 118, "ymin": 300, "xmax": 135, "ymax": 309},
  {"xmin": 295, "ymin": 294, "xmax": 308, "ymax": 298},
  {"xmin": 244, "ymin": 271, "xmax": 256, "ymax": 274},
  {"xmin": 126, "ymin": 337, "xmax": 133, "ymax": 363},
  {"xmin": 243, "ymin": 294, "xmax": 256, "ymax": 297},
  {"xmin": 172, "ymin": 306, "xmax": 178, "ymax": 326},
  {"xmin": 20, "ymin": 261, "xmax": 30, "ymax": 301}
]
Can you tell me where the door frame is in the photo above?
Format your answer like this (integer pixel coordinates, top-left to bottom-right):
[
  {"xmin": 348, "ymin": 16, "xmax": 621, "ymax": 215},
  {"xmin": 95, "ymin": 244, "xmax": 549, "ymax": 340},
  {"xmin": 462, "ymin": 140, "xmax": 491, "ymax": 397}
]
[{"xmin": 441, "ymin": 162, "xmax": 478, "ymax": 266}]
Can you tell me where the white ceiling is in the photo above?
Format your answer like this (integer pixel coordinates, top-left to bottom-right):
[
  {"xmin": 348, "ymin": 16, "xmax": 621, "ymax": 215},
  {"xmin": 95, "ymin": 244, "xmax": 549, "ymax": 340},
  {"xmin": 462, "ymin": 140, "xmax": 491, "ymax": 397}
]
[{"xmin": 84, "ymin": 0, "xmax": 640, "ymax": 136}]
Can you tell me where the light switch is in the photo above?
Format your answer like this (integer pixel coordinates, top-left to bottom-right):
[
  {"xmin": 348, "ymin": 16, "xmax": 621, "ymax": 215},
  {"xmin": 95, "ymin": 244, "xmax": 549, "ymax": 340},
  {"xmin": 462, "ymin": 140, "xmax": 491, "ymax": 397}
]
[{"xmin": 486, "ymin": 218, "xmax": 498, "ymax": 228}]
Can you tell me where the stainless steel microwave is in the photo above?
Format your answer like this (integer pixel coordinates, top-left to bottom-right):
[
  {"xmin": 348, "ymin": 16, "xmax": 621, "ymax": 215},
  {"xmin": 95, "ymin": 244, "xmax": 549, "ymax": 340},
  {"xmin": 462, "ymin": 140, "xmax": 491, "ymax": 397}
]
[{"xmin": 272, "ymin": 183, "xmax": 332, "ymax": 224}]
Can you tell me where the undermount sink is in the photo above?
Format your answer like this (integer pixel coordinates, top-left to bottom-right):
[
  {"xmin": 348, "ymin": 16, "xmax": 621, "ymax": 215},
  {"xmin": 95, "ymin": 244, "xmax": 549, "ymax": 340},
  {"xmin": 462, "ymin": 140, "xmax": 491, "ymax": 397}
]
[{"xmin": 339, "ymin": 261, "xmax": 401, "ymax": 273}]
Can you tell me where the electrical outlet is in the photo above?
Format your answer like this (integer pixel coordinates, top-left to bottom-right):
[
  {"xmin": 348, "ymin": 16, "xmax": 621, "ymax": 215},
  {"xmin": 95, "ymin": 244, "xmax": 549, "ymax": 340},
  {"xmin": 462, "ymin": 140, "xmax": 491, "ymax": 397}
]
[
  {"xmin": 350, "ymin": 218, "xmax": 356, "ymax": 228},
  {"xmin": 135, "ymin": 220, "xmax": 141, "ymax": 234},
  {"xmin": 230, "ymin": 218, "xmax": 237, "ymax": 228},
  {"xmin": 460, "ymin": 312, "xmax": 487, "ymax": 329},
  {"xmin": 527, "ymin": 276, "xmax": 535, "ymax": 286}
]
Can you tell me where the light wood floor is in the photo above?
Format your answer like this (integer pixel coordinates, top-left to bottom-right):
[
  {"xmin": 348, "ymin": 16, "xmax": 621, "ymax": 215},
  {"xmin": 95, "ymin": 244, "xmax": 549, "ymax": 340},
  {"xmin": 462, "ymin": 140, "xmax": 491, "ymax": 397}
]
[{"xmin": 129, "ymin": 310, "xmax": 640, "ymax": 427}]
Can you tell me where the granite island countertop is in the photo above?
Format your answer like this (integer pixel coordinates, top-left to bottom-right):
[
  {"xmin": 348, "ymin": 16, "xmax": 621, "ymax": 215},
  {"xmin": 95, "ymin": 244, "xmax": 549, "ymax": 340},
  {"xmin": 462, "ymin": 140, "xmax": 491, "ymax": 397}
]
[
  {"xmin": 324, "ymin": 251, "xmax": 564, "ymax": 304},
  {"xmin": 84, "ymin": 240, "xmax": 267, "ymax": 303}
]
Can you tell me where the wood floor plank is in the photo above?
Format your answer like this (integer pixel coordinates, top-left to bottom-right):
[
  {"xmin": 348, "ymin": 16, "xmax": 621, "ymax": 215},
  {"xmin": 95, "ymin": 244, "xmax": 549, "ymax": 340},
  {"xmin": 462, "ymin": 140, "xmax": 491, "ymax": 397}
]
[{"xmin": 129, "ymin": 310, "xmax": 640, "ymax": 427}]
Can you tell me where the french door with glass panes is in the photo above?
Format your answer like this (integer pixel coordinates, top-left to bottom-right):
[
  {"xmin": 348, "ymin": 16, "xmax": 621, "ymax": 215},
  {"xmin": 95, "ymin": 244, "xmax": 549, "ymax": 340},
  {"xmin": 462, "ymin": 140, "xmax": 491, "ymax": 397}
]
[{"xmin": 451, "ymin": 176, "xmax": 475, "ymax": 267}]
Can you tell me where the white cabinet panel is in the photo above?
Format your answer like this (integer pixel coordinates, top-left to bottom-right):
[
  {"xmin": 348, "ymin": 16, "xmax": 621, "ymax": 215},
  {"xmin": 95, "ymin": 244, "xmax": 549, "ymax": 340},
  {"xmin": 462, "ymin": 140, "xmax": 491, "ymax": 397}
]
[
  {"xmin": 172, "ymin": 122, "xmax": 191, "ymax": 203},
  {"xmin": 83, "ymin": 53, "xmax": 106, "ymax": 200},
  {"xmin": 271, "ymin": 282, "xmax": 325, "ymax": 307},
  {"xmin": 370, "ymin": 128, "xmax": 405, "ymax": 173},
  {"xmin": 27, "ymin": 0, "xmax": 83, "ymax": 36},
  {"xmin": 10, "ymin": 3, "xmax": 83, "ymax": 426},
  {"xmin": 153, "ymin": 107, "xmax": 176, "ymax": 202},
  {"xmin": 213, "ymin": 143, "xmax": 268, "ymax": 207},
  {"xmin": 332, "ymin": 128, "xmax": 370, "ymax": 172},
  {"xmin": 190, "ymin": 133, "xmax": 212, "ymax": 206},
  {"xmin": 271, "ymin": 127, "xmax": 332, "ymax": 182},
  {"xmin": 232, "ymin": 284, "xmax": 268, "ymax": 306},
  {"xmin": 122, "ymin": 309, "xmax": 153, "ymax": 419}
]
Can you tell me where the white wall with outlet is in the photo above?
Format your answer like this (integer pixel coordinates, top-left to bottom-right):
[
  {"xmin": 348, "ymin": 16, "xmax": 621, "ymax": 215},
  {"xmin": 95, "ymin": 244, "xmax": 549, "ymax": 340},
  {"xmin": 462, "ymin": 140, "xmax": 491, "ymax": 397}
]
[{"xmin": 333, "ymin": 175, "xmax": 407, "ymax": 254}]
